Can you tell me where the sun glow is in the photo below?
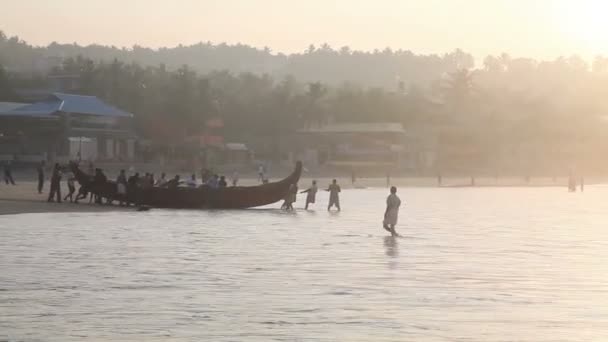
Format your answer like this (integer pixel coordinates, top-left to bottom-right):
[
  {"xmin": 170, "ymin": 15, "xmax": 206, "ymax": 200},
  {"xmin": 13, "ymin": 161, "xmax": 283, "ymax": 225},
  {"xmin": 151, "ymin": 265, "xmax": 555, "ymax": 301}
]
[{"xmin": 555, "ymin": 0, "xmax": 608, "ymax": 53}]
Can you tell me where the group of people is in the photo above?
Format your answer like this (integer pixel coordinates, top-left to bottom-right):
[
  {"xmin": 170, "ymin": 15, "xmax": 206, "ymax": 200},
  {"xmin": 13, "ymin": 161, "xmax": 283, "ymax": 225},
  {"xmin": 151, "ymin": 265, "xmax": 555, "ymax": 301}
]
[
  {"xmin": 38, "ymin": 160, "xmax": 242, "ymax": 206},
  {"xmin": 282, "ymin": 179, "xmax": 342, "ymax": 211},
  {"xmin": 282, "ymin": 178, "xmax": 402, "ymax": 236},
  {"xmin": 44, "ymin": 162, "xmax": 78, "ymax": 203}
]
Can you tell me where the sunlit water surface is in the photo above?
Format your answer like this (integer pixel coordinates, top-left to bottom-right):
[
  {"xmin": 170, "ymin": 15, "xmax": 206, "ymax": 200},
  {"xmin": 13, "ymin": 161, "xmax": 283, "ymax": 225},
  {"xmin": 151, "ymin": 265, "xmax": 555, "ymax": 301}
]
[{"xmin": 1, "ymin": 187, "xmax": 608, "ymax": 341}]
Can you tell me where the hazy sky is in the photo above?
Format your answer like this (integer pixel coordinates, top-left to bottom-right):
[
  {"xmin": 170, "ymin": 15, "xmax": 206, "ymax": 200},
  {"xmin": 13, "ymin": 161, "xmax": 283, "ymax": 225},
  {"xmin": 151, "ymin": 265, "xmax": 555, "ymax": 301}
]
[{"xmin": 2, "ymin": 0, "xmax": 607, "ymax": 60}]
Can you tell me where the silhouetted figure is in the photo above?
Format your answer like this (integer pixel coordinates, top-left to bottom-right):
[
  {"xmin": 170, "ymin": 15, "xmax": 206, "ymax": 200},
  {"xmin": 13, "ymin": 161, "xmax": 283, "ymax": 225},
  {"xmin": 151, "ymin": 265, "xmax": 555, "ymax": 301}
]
[
  {"xmin": 166, "ymin": 175, "xmax": 181, "ymax": 189},
  {"xmin": 3, "ymin": 161, "xmax": 15, "ymax": 185},
  {"xmin": 36, "ymin": 161, "xmax": 45, "ymax": 193},
  {"xmin": 116, "ymin": 169, "xmax": 128, "ymax": 206},
  {"xmin": 258, "ymin": 164, "xmax": 265, "ymax": 183},
  {"xmin": 327, "ymin": 179, "xmax": 341, "ymax": 211},
  {"xmin": 301, "ymin": 180, "xmax": 318, "ymax": 210},
  {"xmin": 437, "ymin": 173, "xmax": 442, "ymax": 187},
  {"xmin": 568, "ymin": 172, "xmax": 576, "ymax": 192},
  {"xmin": 207, "ymin": 174, "xmax": 220, "ymax": 189},
  {"xmin": 471, "ymin": 176, "xmax": 475, "ymax": 187},
  {"xmin": 93, "ymin": 168, "xmax": 107, "ymax": 204},
  {"xmin": 47, "ymin": 163, "xmax": 62, "ymax": 202},
  {"xmin": 351, "ymin": 169, "xmax": 356, "ymax": 185},
  {"xmin": 155, "ymin": 173, "xmax": 167, "ymax": 187},
  {"xmin": 64, "ymin": 174, "xmax": 76, "ymax": 202},
  {"xmin": 231, "ymin": 171, "xmax": 239, "ymax": 186},
  {"xmin": 187, "ymin": 174, "xmax": 197, "ymax": 188},
  {"xmin": 383, "ymin": 186, "xmax": 402, "ymax": 237},
  {"xmin": 75, "ymin": 184, "xmax": 89, "ymax": 203},
  {"xmin": 282, "ymin": 183, "xmax": 298, "ymax": 210},
  {"xmin": 218, "ymin": 176, "xmax": 227, "ymax": 188},
  {"xmin": 580, "ymin": 177, "xmax": 584, "ymax": 192}
]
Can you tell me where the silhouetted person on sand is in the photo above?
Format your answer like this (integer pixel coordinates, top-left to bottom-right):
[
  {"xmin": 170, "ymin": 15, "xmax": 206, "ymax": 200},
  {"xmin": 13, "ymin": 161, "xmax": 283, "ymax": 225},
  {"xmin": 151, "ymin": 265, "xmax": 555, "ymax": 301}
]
[
  {"xmin": 47, "ymin": 163, "xmax": 62, "ymax": 202},
  {"xmin": 36, "ymin": 161, "xmax": 45, "ymax": 193},
  {"xmin": 116, "ymin": 169, "xmax": 128, "ymax": 206},
  {"xmin": 93, "ymin": 168, "xmax": 107, "ymax": 204},
  {"xmin": 64, "ymin": 173, "xmax": 76, "ymax": 202},
  {"xmin": 383, "ymin": 186, "xmax": 401, "ymax": 237},
  {"xmin": 75, "ymin": 184, "xmax": 89, "ymax": 203},
  {"xmin": 3, "ymin": 161, "xmax": 15, "ymax": 185},
  {"xmin": 327, "ymin": 179, "xmax": 341, "ymax": 211},
  {"xmin": 301, "ymin": 180, "xmax": 318, "ymax": 210}
]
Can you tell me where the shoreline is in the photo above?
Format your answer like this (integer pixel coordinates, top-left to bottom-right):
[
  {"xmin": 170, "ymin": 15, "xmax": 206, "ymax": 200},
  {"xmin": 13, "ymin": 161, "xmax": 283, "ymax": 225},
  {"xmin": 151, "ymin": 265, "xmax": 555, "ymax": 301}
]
[{"xmin": 0, "ymin": 177, "xmax": 595, "ymax": 216}]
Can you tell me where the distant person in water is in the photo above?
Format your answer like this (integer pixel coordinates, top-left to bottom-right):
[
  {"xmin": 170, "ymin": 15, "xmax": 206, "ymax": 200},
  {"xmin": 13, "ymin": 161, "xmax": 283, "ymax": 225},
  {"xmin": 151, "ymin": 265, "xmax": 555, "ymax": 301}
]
[
  {"xmin": 36, "ymin": 160, "xmax": 45, "ymax": 193},
  {"xmin": 383, "ymin": 186, "xmax": 402, "ymax": 237},
  {"xmin": 568, "ymin": 172, "xmax": 576, "ymax": 192},
  {"xmin": 301, "ymin": 180, "xmax": 318, "ymax": 210},
  {"xmin": 47, "ymin": 163, "xmax": 62, "ymax": 202},
  {"xmin": 327, "ymin": 179, "xmax": 341, "ymax": 211},
  {"xmin": 64, "ymin": 173, "xmax": 76, "ymax": 202},
  {"xmin": 3, "ymin": 161, "xmax": 15, "ymax": 185}
]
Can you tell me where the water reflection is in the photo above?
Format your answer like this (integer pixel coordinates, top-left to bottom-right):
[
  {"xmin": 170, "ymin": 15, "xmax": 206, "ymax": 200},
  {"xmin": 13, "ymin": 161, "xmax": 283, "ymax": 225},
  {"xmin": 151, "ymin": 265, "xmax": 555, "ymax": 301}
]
[{"xmin": 383, "ymin": 236, "xmax": 399, "ymax": 258}]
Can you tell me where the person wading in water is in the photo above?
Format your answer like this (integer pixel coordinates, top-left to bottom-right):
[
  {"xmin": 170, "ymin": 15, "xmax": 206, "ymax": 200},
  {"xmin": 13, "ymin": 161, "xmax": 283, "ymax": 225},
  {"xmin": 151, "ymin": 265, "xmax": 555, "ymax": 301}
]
[
  {"xmin": 301, "ymin": 180, "xmax": 318, "ymax": 210},
  {"xmin": 281, "ymin": 183, "xmax": 298, "ymax": 210},
  {"xmin": 383, "ymin": 186, "xmax": 402, "ymax": 237},
  {"xmin": 326, "ymin": 179, "xmax": 341, "ymax": 211}
]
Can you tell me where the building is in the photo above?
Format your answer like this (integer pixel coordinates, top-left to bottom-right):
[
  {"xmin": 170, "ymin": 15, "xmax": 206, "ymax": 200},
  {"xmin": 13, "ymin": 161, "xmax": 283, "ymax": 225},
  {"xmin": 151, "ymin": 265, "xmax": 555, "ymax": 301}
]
[
  {"xmin": 295, "ymin": 122, "xmax": 436, "ymax": 172},
  {"xmin": 0, "ymin": 93, "xmax": 135, "ymax": 163}
]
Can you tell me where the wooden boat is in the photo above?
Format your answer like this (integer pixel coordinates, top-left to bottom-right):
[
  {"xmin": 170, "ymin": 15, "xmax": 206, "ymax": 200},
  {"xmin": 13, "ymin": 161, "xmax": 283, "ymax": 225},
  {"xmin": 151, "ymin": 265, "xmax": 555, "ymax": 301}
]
[{"xmin": 69, "ymin": 161, "xmax": 302, "ymax": 209}]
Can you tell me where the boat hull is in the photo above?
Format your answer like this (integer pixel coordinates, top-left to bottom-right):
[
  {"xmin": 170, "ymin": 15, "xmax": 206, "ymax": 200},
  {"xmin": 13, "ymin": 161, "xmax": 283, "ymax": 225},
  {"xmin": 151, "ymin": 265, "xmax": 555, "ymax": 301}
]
[{"xmin": 70, "ymin": 162, "xmax": 302, "ymax": 209}]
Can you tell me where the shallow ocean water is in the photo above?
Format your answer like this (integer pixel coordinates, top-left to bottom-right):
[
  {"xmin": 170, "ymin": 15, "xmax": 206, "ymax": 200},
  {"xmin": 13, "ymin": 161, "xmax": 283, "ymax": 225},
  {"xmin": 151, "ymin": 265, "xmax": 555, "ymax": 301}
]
[{"xmin": 1, "ymin": 187, "xmax": 607, "ymax": 341}]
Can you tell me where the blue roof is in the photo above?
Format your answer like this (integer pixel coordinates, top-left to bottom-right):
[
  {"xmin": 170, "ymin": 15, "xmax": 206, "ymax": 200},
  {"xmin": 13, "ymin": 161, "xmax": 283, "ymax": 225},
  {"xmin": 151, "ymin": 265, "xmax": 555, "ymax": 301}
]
[{"xmin": 0, "ymin": 93, "xmax": 133, "ymax": 118}]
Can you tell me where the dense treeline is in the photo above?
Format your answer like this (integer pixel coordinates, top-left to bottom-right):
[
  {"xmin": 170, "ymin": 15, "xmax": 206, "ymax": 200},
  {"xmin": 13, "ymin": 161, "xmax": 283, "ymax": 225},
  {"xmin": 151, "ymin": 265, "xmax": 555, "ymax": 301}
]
[
  {"xmin": 0, "ymin": 30, "xmax": 472, "ymax": 87},
  {"xmin": 2, "ymin": 30, "xmax": 608, "ymax": 173}
]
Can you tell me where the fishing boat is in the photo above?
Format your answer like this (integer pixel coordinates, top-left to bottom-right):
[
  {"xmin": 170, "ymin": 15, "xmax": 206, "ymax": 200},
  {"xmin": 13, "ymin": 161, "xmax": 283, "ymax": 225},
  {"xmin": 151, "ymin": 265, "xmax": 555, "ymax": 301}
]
[{"xmin": 70, "ymin": 161, "xmax": 302, "ymax": 209}]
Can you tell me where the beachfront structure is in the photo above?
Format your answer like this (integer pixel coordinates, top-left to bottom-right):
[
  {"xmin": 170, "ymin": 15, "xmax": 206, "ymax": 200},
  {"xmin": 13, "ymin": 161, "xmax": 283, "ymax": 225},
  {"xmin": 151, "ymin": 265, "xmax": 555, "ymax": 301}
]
[
  {"xmin": 0, "ymin": 93, "xmax": 135, "ymax": 163},
  {"xmin": 295, "ymin": 122, "xmax": 436, "ymax": 171}
]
